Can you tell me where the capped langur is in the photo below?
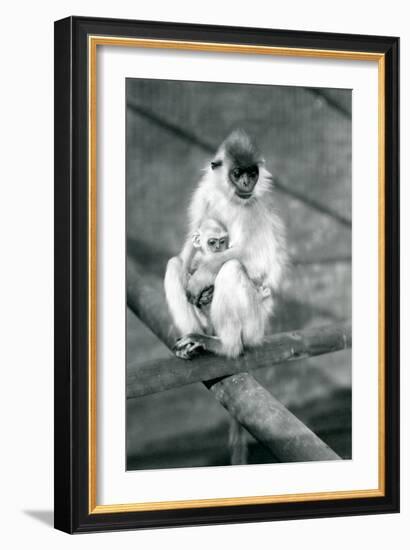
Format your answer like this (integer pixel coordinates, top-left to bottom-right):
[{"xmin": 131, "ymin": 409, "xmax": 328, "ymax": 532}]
[
  {"xmin": 186, "ymin": 218, "xmax": 230, "ymax": 337},
  {"xmin": 164, "ymin": 129, "xmax": 287, "ymax": 360}
]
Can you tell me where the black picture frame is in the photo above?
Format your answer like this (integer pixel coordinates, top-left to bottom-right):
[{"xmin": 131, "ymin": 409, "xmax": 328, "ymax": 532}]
[{"xmin": 54, "ymin": 15, "xmax": 399, "ymax": 534}]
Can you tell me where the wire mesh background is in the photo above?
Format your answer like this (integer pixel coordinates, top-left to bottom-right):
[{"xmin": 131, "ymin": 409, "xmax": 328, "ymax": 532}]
[{"xmin": 126, "ymin": 78, "xmax": 352, "ymax": 470}]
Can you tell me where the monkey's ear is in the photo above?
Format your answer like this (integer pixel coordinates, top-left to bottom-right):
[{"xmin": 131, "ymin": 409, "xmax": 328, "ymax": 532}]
[
  {"xmin": 211, "ymin": 159, "xmax": 222, "ymax": 170},
  {"xmin": 192, "ymin": 231, "xmax": 201, "ymax": 248}
]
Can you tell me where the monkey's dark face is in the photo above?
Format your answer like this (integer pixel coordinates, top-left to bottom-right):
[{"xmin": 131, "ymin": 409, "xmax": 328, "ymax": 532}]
[
  {"xmin": 211, "ymin": 130, "xmax": 264, "ymax": 200},
  {"xmin": 229, "ymin": 165, "xmax": 259, "ymax": 199},
  {"xmin": 206, "ymin": 235, "xmax": 229, "ymax": 253}
]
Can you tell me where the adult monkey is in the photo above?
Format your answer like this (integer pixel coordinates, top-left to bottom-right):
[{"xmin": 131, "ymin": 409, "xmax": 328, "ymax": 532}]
[{"xmin": 164, "ymin": 130, "xmax": 287, "ymax": 360}]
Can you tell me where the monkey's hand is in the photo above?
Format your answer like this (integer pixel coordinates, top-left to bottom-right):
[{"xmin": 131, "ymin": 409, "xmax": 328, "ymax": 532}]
[
  {"xmin": 259, "ymin": 286, "xmax": 272, "ymax": 298},
  {"xmin": 186, "ymin": 265, "xmax": 215, "ymax": 307},
  {"xmin": 173, "ymin": 334, "xmax": 206, "ymax": 360},
  {"xmin": 187, "ymin": 285, "xmax": 214, "ymax": 308},
  {"xmin": 197, "ymin": 285, "xmax": 214, "ymax": 307}
]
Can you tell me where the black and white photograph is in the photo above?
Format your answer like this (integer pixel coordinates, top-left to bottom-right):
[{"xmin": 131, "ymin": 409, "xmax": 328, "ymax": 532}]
[
  {"xmin": 126, "ymin": 78, "xmax": 352, "ymax": 471},
  {"xmin": 0, "ymin": 0, "xmax": 404, "ymax": 543}
]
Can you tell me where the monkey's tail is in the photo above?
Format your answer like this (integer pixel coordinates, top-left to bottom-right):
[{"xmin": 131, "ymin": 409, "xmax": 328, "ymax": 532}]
[{"xmin": 229, "ymin": 419, "xmax": 248, "ymax": 465}]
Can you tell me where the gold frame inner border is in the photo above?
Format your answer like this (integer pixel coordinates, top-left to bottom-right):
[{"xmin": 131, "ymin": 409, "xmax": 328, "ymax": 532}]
[{"xmin": 87, "ymin": 35, "xmax": 386, "ymax": 514}]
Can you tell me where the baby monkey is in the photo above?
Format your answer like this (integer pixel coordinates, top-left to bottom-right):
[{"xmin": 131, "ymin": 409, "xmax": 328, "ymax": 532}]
[
  {"xmin": 190, "ymin": 218, "xmax": 230, "ymax": 271},
  {"xmin": 186, "ymin": 218, "xmax": 230, "ymax": 322},
  {"xmin": 186, "ymin": 218, "xmax": 270, "ymax": 334}
]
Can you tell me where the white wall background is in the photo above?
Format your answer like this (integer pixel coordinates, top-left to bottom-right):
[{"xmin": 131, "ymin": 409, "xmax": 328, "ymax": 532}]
[{"xmin": 0, "ymin": 0, "xmax": 407, "ymax": 547}]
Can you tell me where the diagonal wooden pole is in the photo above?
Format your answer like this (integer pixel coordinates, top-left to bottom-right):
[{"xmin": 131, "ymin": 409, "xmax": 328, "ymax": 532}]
[{"xmin": 127, "ymin": 257, "xmax": 341, "ymax": 462}]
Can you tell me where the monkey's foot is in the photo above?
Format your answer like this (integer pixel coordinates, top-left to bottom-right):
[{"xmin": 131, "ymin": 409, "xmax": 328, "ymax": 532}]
[
  {"xmin": 187, "ymin": 285, "xmax": 214, "ymax": 308},
  {"xmin": 173, "ymin": 334, "xmax": 206, "ymax": 360},
  {"xmin": 197, "ymin": 285, "xmax": 214, "ymax": 307}
]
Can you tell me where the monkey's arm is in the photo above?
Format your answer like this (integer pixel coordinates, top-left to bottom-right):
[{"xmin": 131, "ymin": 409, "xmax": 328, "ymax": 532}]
[
  {"xmin": 186, "ymin": 248, "xmax": 240, "ymax": 306},
  {"xmin": 180, "ymin": 238, "xmax": 196, "ymax": 273},
  {"xmin": 180, "ymin": 186, "xmax": 210, "ymax": 271},
  {"xmin": 190, "ymin": 247, "xmax": 239, "ymax": 280},
  {"xmin": 188, "ymin": 252, "xmax": 202, "ymax": 275},
  {"xmin": 201, "ymin": 247, "xmax": 239, "ymax": 273}
]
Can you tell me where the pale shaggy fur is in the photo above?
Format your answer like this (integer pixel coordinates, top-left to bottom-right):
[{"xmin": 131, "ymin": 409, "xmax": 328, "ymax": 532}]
[
  {"xmin": 187, "ymin": 163, "xmax": 286, "ymax": 292},
  {"xmin": 164, "ymin": 139, "xmax": 287, "ymax": 358}
]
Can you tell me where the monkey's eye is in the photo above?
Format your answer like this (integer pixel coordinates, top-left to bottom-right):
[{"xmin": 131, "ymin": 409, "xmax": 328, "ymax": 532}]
[
  {"xmin": 220, "ymin": 239, "xmax": 225, "ymax": 245},
  {"xmin": 208, "ymin": 239, "xmax": 216, "ymax": 247},
  {"xmin": 232, "ymin": 168, "xmax": 241, "ymax": 179}
]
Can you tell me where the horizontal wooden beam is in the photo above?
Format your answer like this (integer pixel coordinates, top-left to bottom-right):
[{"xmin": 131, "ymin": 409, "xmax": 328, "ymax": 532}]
[
  {"xmin": 127, "ymin": 258, "xmax": 342, "ymax": 462},
  {"xmin": 127, "ymin": 322, "xmax": 351, "ymax": 398}
]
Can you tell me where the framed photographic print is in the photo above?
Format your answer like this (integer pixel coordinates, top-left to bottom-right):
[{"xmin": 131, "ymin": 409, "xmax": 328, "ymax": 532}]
[{"xmin": 54, "ymin": 16, "xmax": 399, "ymax": 533}]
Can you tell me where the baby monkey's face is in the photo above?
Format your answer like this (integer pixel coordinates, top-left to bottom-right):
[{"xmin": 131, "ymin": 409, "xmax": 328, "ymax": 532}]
[{"xmin": 206, "ymin": 234, "xmax": 229, "ymax": 253}]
